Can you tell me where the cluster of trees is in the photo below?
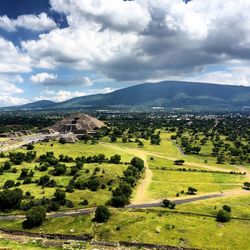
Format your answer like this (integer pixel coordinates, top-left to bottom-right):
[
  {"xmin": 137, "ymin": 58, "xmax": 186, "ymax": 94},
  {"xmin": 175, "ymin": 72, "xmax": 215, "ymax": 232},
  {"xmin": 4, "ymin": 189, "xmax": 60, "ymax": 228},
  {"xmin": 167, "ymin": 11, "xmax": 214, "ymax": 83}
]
[
  {"xmin": 150, "ymin": 132, "xmax": 161, "ymax": 145},
  {"xmin": 179, "ymin": 137, "xmax": 201, "ymax": 154},
  {"xmin": 9, "ymin": 151, "xmax": 36, "ymax": 165},
  {"xmin": 109, "ymin": 157, "xmax": 145, "ymax": 207},
  {"xmin": 0, "ymin": 111, "xmax": 62, "ymax": 132}
]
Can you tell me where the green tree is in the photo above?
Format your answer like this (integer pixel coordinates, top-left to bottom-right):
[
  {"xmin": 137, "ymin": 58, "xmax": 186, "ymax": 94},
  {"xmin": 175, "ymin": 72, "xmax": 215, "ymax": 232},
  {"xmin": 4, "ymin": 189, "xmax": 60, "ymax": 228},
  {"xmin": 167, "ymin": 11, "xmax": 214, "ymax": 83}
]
[
  {"xmin": 94, "ymin": 205, "xmax": 110, "ymax": 223},
  {"xmin": 216, "ymin": 209, "xmax": 231, "ymax": 223},
  {"xmin": 23, "ymin": 206, "xmax": 46, "ymax": 228}
]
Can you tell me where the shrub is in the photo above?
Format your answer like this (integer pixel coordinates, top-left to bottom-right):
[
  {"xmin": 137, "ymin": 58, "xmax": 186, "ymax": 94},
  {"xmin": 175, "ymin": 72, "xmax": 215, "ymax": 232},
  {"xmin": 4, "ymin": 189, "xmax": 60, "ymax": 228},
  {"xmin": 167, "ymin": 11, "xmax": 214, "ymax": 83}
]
[
  {"xmin": 27, "ymin": 144, "xmax": 34, "ymax": 150},
  {"xmin": 216, "ymin": 209, "xmax": 231, "ymax": 222},
  {"xmin": 223, "ymin": 205, "xmax": 232, "ymax": 213},
  {"xmin": 162, "ymin": 199, "xmax": 176, "ymax": 209},
  {"xmin": 3, "ymin": 161, "xmax": 11, "ymax": 170},
  {"xmin": 3, "ymin": 180, "xmax": 15, "ymax": 189},
  {"xmin": 0, "ymin": 188, "xmax": 23, "ymax": 212},
  {"xmin": 93, "ymin": 205, "xmax": 110, "ymax": 223},
  {"xmin": 53, "ymin": 189, "xmax": 66, "ymax": 205},
  {"xmin": 23, "ymin": 206, "xmax": 46, "ymax": 228},
  {"xmin": 187, "ymin": 187, "xmax": 198, "ymax": 195}
]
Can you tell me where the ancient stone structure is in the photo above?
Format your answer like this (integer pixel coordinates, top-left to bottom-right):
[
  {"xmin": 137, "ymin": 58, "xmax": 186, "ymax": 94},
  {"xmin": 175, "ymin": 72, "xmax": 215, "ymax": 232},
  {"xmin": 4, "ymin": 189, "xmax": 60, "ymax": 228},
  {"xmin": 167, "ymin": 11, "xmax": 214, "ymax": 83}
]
[{"xmin": 50, "ymin": 113, "xmax": 104, "ymax": 134}]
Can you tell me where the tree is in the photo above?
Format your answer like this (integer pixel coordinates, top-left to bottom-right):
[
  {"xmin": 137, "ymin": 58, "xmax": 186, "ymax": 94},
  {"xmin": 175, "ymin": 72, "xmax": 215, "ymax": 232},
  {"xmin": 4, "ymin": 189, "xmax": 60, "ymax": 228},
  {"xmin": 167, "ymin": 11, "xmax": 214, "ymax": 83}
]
[
  {"xmin": 23, "ymin": 206, "xmax": 46, "ymax": 228},
  {"xmin": 109, "ymin": 154, "xmax": 121, "ymax": 164},
  {"xmin": 52, "ymin": 164, "xmax": 67, "ymax": 176},
  {"xmin": 162, "ymin": 199, "xmax": 176, "ymax": 209},
  {"xmin": 53, "ymin": 189, "xmax": 66, "ymax": 205},
  {"xmin": 174, "ymin": 159, "xmax": 185, "ymax": 165},
  {"xmin": 0, "ymin": 188, "xmax": 23, "ymax": 212},
  {"xmin": 27, "ymin": 144, "xmax": 34, "ymax": 150},
  {"xmin": 217, "ymin": 154, "xmax": 225, "ymax": 164},
  {"xmin": 3, "ymin": 180, "xmax": 15, "ymax": 189},
  {"xmin": 243, "ymin": 182, "xmax": 250, "ymax": 190},
  {"xmin": 187, "ymin": 187, "xmax": 198, "ymax": 195},
  {"xmin": 216, "ymin": 209, "xmax": 231, "ymax": 223},
  {"xmin": 131, "ymin": 157, "xmax": 144, "ymax": 171},
  {"xmin": 223, "ymin": 205, "xmax": 231, "ymax": 213},
  {"xmin": 93, "ymin": 205, "xmax": 110, "ymax": 223},
  {"xmin": 3, "ymin": 161, "xmax": 11, "ymax": 171}
]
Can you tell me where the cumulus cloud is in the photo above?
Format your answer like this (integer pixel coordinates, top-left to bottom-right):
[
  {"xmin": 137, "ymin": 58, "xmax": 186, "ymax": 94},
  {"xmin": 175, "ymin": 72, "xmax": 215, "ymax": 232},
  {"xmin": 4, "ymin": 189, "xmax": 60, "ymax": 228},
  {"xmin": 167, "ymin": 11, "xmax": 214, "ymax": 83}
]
[
  {"xmin": 0, "ymin": 78, "xmax": 27, "ymax": 106},
  {"xmin": 0, "ymin": 13, "xmax": 57, "ymax": 32},
  {"xmin": 18, "ymin": 0, "xmax": 250, "ymax": 84},
  {"xmin": 30, "ymin": 73, "xmax": 94, "ymax": 86},
  {"xmin": 0, "ymin": 37, "xmax": 31, "ymax": 73},
  {"xmin": 30, "ymin": 72, "xmax": 57, "ymax": 83},
  {"xmin": 35, "ymin": 88, "xmax": 86, "ymax": 102}
]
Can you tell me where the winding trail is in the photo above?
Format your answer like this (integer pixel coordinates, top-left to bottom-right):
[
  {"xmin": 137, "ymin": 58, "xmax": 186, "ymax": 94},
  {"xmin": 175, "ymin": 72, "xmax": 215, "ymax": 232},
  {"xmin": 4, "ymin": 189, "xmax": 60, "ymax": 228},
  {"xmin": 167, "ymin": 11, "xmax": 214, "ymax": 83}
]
[{"xmin": 99, "ymin": 142, "xmax": 153, "ymax": 204}]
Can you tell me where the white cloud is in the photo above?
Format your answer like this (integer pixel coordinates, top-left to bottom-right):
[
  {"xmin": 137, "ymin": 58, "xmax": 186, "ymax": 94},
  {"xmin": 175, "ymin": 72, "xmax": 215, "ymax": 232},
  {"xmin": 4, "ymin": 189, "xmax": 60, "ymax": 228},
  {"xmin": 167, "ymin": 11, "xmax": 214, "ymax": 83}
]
[
  {"xmin": 30, "ymin": 72, "xmax": 57, "ymax": 83},
  {"xmin": 0, "ymin": 96, "xmax": 28, "ymax": 106},
  {"xmin": 19, "ymin": 0, "xmax": 250, "ymax": 83},
  {"xmin": 0, "ymin": 13, "xmax": 57, "ymax": 32},
  {"xmin": 0, "ymin": 79, "xmax": 23, "ymax": 94},
  {"xmin": 0, "ymin": 78, "xmax": 27, "ymax": 106},
  {"xmin": 0, "ymin": 37, "xmax": 31, "ymax": 73},
  {"xmin": 51, "ymin": 0, "xmax": 150, "ymax": 32},
  {"xmin": 35, "ymin": 88, "xmax": 86, "ymax": 102}
]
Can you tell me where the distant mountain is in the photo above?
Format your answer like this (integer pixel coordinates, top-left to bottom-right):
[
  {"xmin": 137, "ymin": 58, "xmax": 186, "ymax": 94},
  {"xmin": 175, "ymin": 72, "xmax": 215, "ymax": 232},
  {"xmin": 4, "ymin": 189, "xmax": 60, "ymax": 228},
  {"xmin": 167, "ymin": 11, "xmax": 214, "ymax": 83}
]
[
  {"xmin": 6, "ymin": 81, "xmax": 250, "ymax": 111},
  {"xmin": 11, "ymin": 100, "xmax": 56, "ymax": 110}
]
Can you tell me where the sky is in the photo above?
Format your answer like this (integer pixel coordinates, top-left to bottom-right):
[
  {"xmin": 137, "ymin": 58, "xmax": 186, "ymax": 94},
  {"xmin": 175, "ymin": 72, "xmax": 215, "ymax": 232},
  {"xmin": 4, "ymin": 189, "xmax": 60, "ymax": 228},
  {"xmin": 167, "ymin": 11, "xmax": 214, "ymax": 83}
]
[{"xmin": 0, "ymin": 0, "xmax": 250, "ymax": 106}]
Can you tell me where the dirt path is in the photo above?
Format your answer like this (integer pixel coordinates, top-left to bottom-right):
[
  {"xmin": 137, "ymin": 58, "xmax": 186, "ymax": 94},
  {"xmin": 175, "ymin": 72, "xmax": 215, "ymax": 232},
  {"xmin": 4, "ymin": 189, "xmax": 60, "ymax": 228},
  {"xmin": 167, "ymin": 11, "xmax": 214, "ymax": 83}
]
[
  {"xmin": 100, "ymin": 142, "xmax": 236, "ymax": 173},
  {"xmin": 99, "ymin": 142, "xmax": 248, "ymax": 204},
  {"xmin": 99, "ymin": 142, "xmax": 153, "ymax": 204}
]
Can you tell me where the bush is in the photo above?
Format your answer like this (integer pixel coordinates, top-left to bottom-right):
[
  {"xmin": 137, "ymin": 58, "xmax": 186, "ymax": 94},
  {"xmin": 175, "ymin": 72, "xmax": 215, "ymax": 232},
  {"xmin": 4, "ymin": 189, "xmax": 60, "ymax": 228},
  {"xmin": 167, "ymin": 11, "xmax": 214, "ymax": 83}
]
[
  {"xmin": 47, "ymin": 201, "xmax": 60, "ymax": 212},
  {"xmin": 216, "ymin": 209, "xmax": 231, "ymax": 222},
  {"xmin": 93, "ymin": 205, "xmax": 110, "ymax": 223},
  {"xmin": 27, "ymin": 144, "xmax": 34, "ymax": 150},
  {"xmin": 3, "ymin": 161, "xmax": 11, "ymax": 170},
  {"xmin": 53, "ymin": 189, "xmax": 66, "ymax": 205},
  {"xmin": 223, "ymin": 205, "xmax": 232, "ymax": 213},
  {"xmin": 187, "ymin": 187, "xmax": 198, "ymax": 195},
  {"xmin": 65, "ymin": 199, "xmax": 74, "ymax": 208},
  {"xmin": 23, "ymin": 206, "xmax": 46, "ymax": 228},
  {"xmin": 3, "ymin": 180, "xmax": 15, "ymax": 189},
  {"xmin": 79, "ymin": 199, "xmax": 89, "ymax": 206},
  {"xmin": 162, "ymin": 199, "xmax": 176, "ymax": 209},
  {"xmin": 0, "ymin": 188, "xmax": 23, "ymax": 212}
]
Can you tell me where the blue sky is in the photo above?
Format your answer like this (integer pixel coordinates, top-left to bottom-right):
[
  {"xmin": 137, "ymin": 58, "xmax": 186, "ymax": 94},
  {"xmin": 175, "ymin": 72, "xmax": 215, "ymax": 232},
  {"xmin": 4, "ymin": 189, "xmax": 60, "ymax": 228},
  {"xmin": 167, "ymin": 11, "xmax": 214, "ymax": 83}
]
[{"xmin": 0, "ymin": 0, "xmax": 250, "ymax": 106}]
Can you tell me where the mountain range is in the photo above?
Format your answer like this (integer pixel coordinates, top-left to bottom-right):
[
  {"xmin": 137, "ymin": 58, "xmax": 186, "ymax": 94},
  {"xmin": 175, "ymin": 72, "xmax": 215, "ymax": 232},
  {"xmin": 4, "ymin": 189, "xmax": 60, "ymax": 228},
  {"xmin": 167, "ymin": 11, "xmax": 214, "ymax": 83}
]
[{"xmin": 6, "ymin": 81, "xmax": 250, "ymax": 111}]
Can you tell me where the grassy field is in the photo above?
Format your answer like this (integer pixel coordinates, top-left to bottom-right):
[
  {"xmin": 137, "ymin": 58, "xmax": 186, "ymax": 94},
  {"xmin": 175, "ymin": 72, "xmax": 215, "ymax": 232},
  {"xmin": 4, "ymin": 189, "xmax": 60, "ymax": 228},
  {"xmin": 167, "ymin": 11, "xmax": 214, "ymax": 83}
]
[
  {"xmin": 1, "ymin": 207, "xmax": 250, "ymax": 250},
  {"xmin": 0, "ymin": 141, "xmax": 133, "ymax": 208},
  {"xmin": 177, "ymin": 193, "xmax": 250, "ymax": 218},
  {"xmin": 0, "ymin": 131, "xmax": 249, "ymax": 250},
  {"xmin": 146, "ymin": 169, "xmax": 246, "ymax": 201}
]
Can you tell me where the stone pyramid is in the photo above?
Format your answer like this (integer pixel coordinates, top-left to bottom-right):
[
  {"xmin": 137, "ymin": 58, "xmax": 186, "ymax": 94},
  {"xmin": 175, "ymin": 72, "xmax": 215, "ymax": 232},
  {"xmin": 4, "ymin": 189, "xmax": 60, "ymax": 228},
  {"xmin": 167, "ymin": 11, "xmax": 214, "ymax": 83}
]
[{"xmin": 50, "ymin": 113, "xmax": 104, "ymax": 134}]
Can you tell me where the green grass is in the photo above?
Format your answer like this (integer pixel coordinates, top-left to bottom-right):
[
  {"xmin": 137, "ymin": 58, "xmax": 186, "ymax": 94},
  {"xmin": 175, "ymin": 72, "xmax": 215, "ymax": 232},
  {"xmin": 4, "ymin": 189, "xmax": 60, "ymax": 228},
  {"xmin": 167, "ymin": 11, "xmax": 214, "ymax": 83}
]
[
  {"xmin": 0, "ymin": 237, "xmax": 62, "ymax": 250},
  {"xmin": 1, "ymin": 208, "xmax": 250, "ymax": 250},
  {"xmin": 146, "ymin": 169, "xmax": 246, "ymax": 201},
  {"xmin": 177, "ymin": 193, "xmax": 250, "ymax": 218}
]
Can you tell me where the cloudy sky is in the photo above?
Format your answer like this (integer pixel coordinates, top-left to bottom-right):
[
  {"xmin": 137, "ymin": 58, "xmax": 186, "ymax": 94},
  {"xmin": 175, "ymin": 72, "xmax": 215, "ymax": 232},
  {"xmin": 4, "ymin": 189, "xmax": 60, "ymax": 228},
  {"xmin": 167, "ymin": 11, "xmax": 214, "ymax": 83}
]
[{"xmin": 0, "ymin": 0, "xmax": 250, "ymax": 106}]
